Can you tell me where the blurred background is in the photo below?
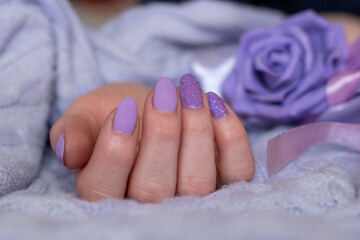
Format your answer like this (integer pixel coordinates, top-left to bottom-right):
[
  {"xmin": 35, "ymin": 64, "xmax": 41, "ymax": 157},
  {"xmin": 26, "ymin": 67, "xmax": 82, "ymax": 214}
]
[{"xmin": 71, "ymin": 0, "xmax": 360, "ymax": 27}]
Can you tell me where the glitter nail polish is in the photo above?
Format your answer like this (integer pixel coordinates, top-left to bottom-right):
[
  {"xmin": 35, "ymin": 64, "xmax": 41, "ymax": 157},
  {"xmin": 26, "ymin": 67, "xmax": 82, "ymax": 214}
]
[
  {"xmin": 206, "ymin": 92, "xmax": 228, "ymax": 119},
  {"xmin": 56, "ymin": 133, "xmax": 65, "ymax": 165},
  {"xmin": 179, "ymin": 73, "xmax": 203, "ymax": 109}
]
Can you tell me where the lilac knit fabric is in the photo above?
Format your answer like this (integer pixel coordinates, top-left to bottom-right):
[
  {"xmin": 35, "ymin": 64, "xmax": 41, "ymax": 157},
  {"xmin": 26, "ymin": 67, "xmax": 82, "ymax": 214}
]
[{"xmin": 1, "ymin": 1, "xmax": 359, "ymax": 239}]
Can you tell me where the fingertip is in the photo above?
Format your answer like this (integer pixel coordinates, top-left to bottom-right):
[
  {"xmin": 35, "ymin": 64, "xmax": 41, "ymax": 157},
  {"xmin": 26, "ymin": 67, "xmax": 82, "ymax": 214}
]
[
  {"xmin": 50, "ymin": 115, "xmax": 98, "ymax": 169},
  {"xmin": 113, "ymin": 97, "xmax": 138, "ymax": 135},
  {"xmin": 208, "ymin": 95, "xmax": 255, "ymax": 184},
  {"xmin": 206, "ymin": 92, "xmax": 229, "ymax": 120},
  {"xmin": 77, "ymin": 102, "xmax": 140, "ymax": 201},
  {"xmin": 55, "ymin": 133, "xmax": 65, "ymax": 165},
  {"xmin": 153, "ymin": 78, "xmax": 178, "ymax": 113}
]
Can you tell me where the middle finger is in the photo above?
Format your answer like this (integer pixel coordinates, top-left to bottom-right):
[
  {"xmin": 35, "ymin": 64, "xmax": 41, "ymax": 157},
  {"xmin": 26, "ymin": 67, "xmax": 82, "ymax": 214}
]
[{"xmin": 177, "ymin": 74, "xmax": 216, "ymax": 196}]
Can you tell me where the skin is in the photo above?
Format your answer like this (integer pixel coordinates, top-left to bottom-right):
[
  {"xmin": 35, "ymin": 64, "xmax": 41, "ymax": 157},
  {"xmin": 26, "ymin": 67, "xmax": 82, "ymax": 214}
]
[
  {"xmin": 49, "ymin": 15, "xmax": 360, "ymax": 203},
  {"xmin": 50, "ymin": 82, "xmax": 255, "ymax": 202}
]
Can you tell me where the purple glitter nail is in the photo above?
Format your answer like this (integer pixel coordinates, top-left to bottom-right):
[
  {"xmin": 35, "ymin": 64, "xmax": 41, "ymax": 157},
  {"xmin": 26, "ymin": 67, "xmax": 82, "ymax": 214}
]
[
  {"xmin": 206, "ymin": 92, "xmax": 228, "ymax": 119},
  {"xmin": 179, "ymin": 74, "xmax": 203, "ymax": 109}
]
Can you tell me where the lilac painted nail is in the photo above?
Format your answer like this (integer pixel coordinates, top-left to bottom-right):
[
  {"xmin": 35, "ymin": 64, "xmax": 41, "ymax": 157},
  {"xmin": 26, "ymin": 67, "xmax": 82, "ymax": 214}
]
[
  {"xmin": 154, "ymin": 78, "xmax": 177, "ymax": 112},
  {"xmin": 113, "ymin": 97, "xmax": 138, "ymax": 135},
  {"xmin": 56, "ymin": 133, "xmax": 65, "ymax": 165},
  {"xmin": 206, "ymin": 92, "xmax": 229, "ymax": 119},
  {"xmin": 179, "ymin": 73, "xmax": 203, "ymax": 109}
]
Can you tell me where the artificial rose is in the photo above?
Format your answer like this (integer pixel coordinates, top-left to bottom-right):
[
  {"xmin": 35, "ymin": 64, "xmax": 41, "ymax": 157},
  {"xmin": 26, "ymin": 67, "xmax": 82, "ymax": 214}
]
[{"xmin": 222, "ymin": 10, "xmax": 348, "ymax": 126}]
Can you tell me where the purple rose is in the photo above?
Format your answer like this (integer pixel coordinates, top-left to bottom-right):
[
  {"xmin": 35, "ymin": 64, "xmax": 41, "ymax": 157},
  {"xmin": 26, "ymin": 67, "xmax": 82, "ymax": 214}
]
[{"xmin": 222, "ymin": 10, "xmax": 348, "ymax": 125}]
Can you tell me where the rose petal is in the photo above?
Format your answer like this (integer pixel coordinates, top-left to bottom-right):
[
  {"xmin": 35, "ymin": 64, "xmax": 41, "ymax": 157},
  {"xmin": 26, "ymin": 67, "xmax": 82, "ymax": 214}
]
[
  {"xmin": 324, "ymin": 24, "xmax": 348, "ymax": 76},
  {"xmin": 250, "ymin": 85, "xmax": 326, "ymax": 123},
  {"xmin": 280, "ymin": 10, "xmax": 329, "ymax": 33},
  {"xmin": 236, "ymin": 29, "xmax": 274, "ymax": 95},
  {"xmin": 248, "ymin": 34, "xmax": 303, "ymax": 94},
  {"xmin": 287, "ymin": 86, "xmax": 327, "ymax": 118},
  {"xmin": 285, "ymin": 56, "xmax": 326, "ymax": 103},
  {"xmin": 245, "ymin": 34, "xmax": 294, "ymax": 93},
  {"xmin": 284, "ymin": 28, "xmax": 314, "ymax": 73},
  {"xmin": 248, "ymin": 74, "xmax": 300, "ymax": 103},
  {"xmin": 276, "ymin": 40, "xmax": 302, "ymax": 85},
  {"xmin": 255, "ymin": 38, "xmax": 291, "ymax": 77},
  {"xmin": 223, "ymin": 10, "xmax": 349, "ymax": 126},
  {"xmin": 223, "ymin": 68, "xmax": 256, "ymax": 116}
]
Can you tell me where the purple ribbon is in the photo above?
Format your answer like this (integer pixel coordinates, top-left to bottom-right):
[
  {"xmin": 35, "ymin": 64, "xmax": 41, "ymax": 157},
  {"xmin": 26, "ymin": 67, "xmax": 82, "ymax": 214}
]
[
  {"xmin": 326, "ymin": 38, "xmax": 360, "ymax": 107},
  {"xmin": 326, "ymin": 71, "xmax": 360, "ymax": 107},
  {"xmin": 267, "ymin": 122, "xmax": 360, "ymax": 176}
]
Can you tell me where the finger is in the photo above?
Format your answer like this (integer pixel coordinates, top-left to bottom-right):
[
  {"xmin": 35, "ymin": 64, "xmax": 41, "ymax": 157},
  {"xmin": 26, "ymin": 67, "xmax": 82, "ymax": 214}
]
[
  {"xmin": 50, "ymin": 95, "xmax": 101, "ymax": 169},
  {"xmin": 206, "ymin": 92, "xmax": 255, "ymax": 186},
  {"xmin": 76, "ymin": 98, "xmax": 139, "ymax": 201},
  {"xmin": 127, "ymin": 78, "xmax": 181, "ymax": 203},
  {"xmin": 50, "ymin": 83, "xmax": 150, "ymax": 169},
  {"xmin": 177, "ymin": 74, "xmax": 216, "ymax": 196}
]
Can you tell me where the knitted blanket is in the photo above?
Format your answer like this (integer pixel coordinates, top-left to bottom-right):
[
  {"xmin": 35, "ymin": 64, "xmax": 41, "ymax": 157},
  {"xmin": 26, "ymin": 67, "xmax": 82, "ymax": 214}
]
[{"xmin": 1, "ymin": 1, "xmax": 359, "ymax": 239}]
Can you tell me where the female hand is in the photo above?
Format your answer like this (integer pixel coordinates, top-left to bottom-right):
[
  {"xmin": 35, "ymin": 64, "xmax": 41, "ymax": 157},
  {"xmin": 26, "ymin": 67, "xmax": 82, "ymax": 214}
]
[{"xmin": 50, "ymin": 74, "xmax": 255, "ymax": 202}]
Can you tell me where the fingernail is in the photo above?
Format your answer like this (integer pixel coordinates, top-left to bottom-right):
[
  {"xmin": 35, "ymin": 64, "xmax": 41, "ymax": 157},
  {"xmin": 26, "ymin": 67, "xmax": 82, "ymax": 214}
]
[
  {"xmin": 153, "ymin": 78, "xmax": 177, "ymax": 112},
  {"xmin": 206, "ymin": 92, "xmax": 228, "ymax": 119},
  {"xmin": 113, "ymin": 97, "xmax": 138, "ymax": 135},
  {"xmin": 179, "ymin": 73, "xmax": 203, "ymax": 109},
  {"xmin": 56, "ymin": 133, "xmax": 65, "ymax": 165}
]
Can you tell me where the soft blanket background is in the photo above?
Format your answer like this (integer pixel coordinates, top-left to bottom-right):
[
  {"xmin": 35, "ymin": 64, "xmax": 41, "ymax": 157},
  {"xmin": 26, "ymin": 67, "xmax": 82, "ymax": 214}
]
[{"xmin": 0, "ymin": 0, "xmax": 359, "ymax": 239}]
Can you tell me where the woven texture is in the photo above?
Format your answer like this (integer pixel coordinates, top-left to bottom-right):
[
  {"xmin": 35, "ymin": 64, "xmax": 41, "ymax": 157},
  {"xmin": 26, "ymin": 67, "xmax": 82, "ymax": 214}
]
[{"xmin": 0, "ymin": 0, "xmax": 359, "ymax": 239}]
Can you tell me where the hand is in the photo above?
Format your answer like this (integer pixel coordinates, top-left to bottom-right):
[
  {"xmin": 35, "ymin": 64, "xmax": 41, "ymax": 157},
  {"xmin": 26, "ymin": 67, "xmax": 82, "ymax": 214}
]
[{"xmin": 50, "ymin": 74, "xmax": 255, "ymax": 202}]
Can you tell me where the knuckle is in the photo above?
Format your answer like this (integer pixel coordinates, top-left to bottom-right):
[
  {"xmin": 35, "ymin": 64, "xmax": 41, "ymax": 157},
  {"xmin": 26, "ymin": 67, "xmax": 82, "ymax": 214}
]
[
  {"xmin": 77, "ymin": 180, "xmax": 116, "ymax": 202},
  {"xmin": 178, "ymin": 175, "xmax": 215, "ymax": 196},
  {"xmin": 129, "ymin": 180, "xmax": 174, "ymax": 203},
  {"xmin": 129, "ymin": 187, "xmax": 159, "ymax": 203}
]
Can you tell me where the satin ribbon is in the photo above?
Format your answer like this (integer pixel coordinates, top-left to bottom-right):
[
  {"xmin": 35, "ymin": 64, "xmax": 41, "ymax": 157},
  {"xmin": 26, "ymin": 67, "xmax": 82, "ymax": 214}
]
[
  {"xmin": 326, "ymin": 71, "xmax": 360, "ymax": 107},
  {"xmin": 326, "ymin": 39, "xmax": 360, "ymax": 106},
  {"xmin": 267, "ymin": 122, "xmax": 360, "ymax": 176},
  {"xmin": 268, "ymin": 70, "xmax": 360, "ymax": 176}
]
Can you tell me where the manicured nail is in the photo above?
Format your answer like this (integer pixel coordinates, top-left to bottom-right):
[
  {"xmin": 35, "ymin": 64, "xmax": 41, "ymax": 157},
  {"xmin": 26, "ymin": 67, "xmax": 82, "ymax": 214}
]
[
  {"xmin": 113, "ymin": 97, "xmax": 138, "ymax": 135},
  {"xmin": 153, "ymin": 78, "xmax": 177, "ymax": 112},
  {"xmin": 179, "ymin": 73, "xmax": 203, "ymax": 109},
  {"xmin": 206, "ymin": 92, "xmax": 228, "ymax": 119},
  {"xmin": 56, "ymin": 133, "xmax": 65, "ymax": 165}
]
